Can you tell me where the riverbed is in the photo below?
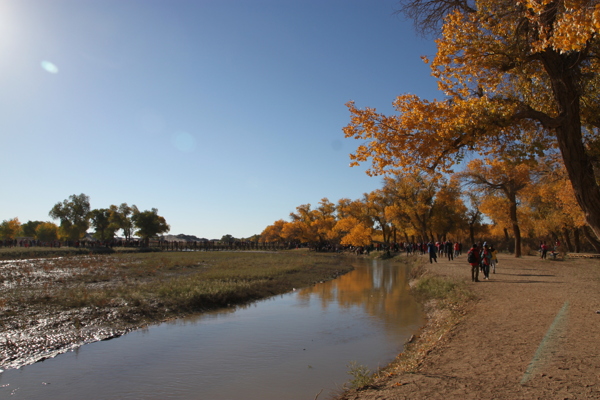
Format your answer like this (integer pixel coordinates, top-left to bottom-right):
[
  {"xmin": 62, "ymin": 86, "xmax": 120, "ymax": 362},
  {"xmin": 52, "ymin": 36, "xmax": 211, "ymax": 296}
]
[{"xmin": 0, "ymin": 257, "xmax": 422, "ymax": 399}]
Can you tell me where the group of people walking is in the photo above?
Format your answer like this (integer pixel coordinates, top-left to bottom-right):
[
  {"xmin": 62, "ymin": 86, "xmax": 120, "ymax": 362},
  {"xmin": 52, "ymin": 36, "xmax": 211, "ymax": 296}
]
[
  {"xmin": 426, "ymin": 240, "xmax": 462, "ymax": 263},
  {"xmin": 421, "ymin": 239, "xmax": 500, "ymax": 283},
  {"xmin": 467, "ymin": 242, "xmax": 498, "ymax": 282}
]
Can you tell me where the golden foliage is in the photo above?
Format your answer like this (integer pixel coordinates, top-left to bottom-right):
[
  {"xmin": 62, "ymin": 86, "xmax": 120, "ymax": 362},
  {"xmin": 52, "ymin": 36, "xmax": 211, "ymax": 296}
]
[
  {"xmin": 0, "ymin": 218, "xmax": 22, "ymax": 240},
  {"xmin": 344, "ymin": 0, "xmax": 598, "ymax": 176}
]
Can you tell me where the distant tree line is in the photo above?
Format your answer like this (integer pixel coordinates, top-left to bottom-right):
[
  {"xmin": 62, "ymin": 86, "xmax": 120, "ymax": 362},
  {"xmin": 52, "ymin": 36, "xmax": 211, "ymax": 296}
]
[
  {"xmin": 261, "ymin": 156, "xmax": 600, "ymax": 256},
  {"xmin": 1, "ymin": 193, "xmax": 170, "ymax": 246}
]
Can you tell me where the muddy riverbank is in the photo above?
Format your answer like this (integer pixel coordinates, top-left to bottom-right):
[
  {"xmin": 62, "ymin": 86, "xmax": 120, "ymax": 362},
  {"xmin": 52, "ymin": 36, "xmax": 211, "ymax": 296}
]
[{"xmin": 0, "ymin": 250, "xmax": 354, "ymax": 371}]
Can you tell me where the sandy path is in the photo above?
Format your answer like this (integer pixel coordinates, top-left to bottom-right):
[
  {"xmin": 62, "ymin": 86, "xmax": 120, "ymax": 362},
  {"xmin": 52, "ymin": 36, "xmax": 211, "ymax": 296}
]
[{"xmin": 339, "ymin": 253, "xmax": 600, "ymax": 399}]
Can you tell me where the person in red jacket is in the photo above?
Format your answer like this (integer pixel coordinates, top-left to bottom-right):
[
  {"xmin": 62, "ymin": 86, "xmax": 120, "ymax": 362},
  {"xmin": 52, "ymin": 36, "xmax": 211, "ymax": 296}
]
[{"xmin": 467, "ymin": 243, "xmax": 481, "ymax": 282}]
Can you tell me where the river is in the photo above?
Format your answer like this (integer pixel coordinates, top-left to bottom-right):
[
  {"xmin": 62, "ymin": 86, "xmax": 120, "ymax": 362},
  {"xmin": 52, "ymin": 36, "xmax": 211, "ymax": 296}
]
[{"xmin": 0, "ymin": 257, "xmax": 422, "ymax": 399}]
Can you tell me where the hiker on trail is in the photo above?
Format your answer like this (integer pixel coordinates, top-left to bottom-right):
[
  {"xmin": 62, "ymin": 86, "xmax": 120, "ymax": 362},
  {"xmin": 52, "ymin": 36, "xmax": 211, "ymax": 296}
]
[
  {"xmin": 467, "ymin": 244, "xmax": 481, "ymax": 282},
  {"xmin": 478, "ymin": 242, "xmax": 485, "ymax": 273},
  {"xmin": 540, "ymin": 241, "xmax": 548, "ymax": 259},
  {"xmin": 427, "ymin": 241, "xmax": 438, "ymax": 264},
  {"xmin": 490, "ymin": 245, "xmax": 498, "ymax": 274},
  {"xmin": 481, "ymin": 244, "xmax": 492, "ymax": 280},
  {"xmin": 445, "ymin": 240, "xmax": 454, "ymax": 261}
]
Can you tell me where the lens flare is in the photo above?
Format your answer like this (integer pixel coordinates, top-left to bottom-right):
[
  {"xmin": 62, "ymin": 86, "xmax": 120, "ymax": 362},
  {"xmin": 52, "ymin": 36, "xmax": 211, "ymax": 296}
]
[
  {"xmin": 171, "ymin": 131, "xmax": 196, "ymax": 153},
  {"xmin": 41, "ymin": 61, "xmax": 59, "ymax": 74}
]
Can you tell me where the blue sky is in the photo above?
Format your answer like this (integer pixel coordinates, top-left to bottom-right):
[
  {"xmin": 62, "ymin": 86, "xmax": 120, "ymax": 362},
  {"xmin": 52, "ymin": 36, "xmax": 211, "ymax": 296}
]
[{"xmin": 0, "ymin": 0, "xmax": 440, "ymax": 240}]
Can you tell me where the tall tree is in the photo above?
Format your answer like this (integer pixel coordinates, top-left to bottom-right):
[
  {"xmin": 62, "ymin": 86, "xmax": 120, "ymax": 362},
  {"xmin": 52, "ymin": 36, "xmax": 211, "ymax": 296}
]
[
  {"xmin": 0, "ymin": 218, "xmax": 21, "ymax": 240},
  {"xmin": 287, "ymin": 203, "xmax": 319, "ymax": 244},
  {"xmin": 363, "ymin": 190, "xmax": 394, "ymax": 244},
  {"xmin": 35, "ymin": 222, "xmax": 59, "ymax": 242},
  {"xmin": 464, "ymin": 193, "xmax": 484, "ymax": 245},
  {"xmin": 458, "ymin": 158, "xmax": 532, "ymax": 256},
  {"xmin": 335, "ymin": 197, "xmax": 375, "ymax": 246},
  {"xmin": 333, "ymin": 217, "xmax": 373, "ymax": 247},
  {"xmin": 344, "ymin": 0, "xmax": 600, "ymax": 240},
  {"xmin": 221, "ymin": 234, "xmax": 236, "ymax": 243},
  {"xmin": 21, "ymin": 220, "xmax": 43, "ymax": 238},
  {"xmin": 381, "ymin": 172, "xmax": 440, "ymax": 242},
  {"xmin": 428, "ymin": 177, "xmax": 468, "ymax": 240},
  {"xmin": 132, "ymin": 208, "xmax": 170, "ymax": 245},
  {"xmin": 312, "ymin": 198, "xmax": 338, "ymax": 247},
  {"xmin": 525, "ymin": 155, "xmax": 589, "ymax": 251},
  {"xmin": 260, "ymin": 219, "xmax": 288, "ymax": 243},
  {"xmin": 49, "ymin": 193, "xmax": 91, "ymax": 241},
  {"xmin": 109, "ymin": 203, "xmax": 135, "ymax": 240},
  {"xmin": 89, "ymin": 208, "xmax": 116, "ymax": 241}
]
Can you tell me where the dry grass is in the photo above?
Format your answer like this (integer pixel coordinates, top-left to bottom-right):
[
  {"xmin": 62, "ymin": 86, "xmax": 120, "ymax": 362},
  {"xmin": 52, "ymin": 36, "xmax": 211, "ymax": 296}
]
[{"xmin": 1, "ymin": 249, "xmax": 353, "ymax": 321}]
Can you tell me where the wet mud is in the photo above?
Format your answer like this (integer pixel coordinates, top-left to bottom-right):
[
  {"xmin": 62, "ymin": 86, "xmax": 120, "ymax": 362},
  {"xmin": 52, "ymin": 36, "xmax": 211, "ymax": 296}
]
[{"xmin": 1, "ymin": 257, "xmax": 161, "ymax": 371}]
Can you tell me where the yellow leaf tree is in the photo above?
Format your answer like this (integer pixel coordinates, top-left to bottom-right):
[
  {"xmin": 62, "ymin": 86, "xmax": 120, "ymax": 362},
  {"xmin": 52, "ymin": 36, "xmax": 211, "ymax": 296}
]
[
  {"xmin": 363, "ymin": 190, "xmax": 395, "ymax": 244},
  {"xmin": 344, "ymin": 0, "xmax": 600, "ymax": 243},
  {"xmin": 463, "ymin": 192, "xmax": 485, "ymax": 245},
  {"xmin": 458, "ymin": 157, "xmax": 533, "ymax": 256},
  {"xmin": 0, "ymin": 218, "xmax": 22, "ymax": 241},
  {"xmin": 280, "ymin": 199, "xmax": 340, "ymax": 249},
  {"xmin": 334, "ymin": 217, "xmax": 373, "ymax": 247},
  {"xmin": 35, "ymin": 222, "xmax": 59, "ymax": 242},
  {"xmin": 260, "ymin": 219, "xmax": 288, "ymax": 243},
  {"xmin": 428, "ymin": 176, "xmax": 468, "ymax": 241},
  {"xmin": 334, "ymin": 197, "xmax": 375, "ymax": 247},
  {"xmin": 524, "ymin": 155, "xmax": 593, "ymax": 251},
  {"xmin": 380, "ymin": 172, "xmax": 445, "ymax": 243}
]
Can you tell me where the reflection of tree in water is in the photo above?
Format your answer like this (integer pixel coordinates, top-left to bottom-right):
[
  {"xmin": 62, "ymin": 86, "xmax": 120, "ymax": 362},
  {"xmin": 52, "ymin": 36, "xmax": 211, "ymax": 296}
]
[{"xmin": 296, "ymin": 260, "xmax": 422, "ymax": 330}]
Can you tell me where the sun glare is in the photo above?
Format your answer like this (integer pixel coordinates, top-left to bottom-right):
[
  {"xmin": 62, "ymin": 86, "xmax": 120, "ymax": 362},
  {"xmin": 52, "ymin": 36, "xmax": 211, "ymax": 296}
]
[{"xmin": 0, "ymin": 1, "xmax": 19, "ymax": 54}]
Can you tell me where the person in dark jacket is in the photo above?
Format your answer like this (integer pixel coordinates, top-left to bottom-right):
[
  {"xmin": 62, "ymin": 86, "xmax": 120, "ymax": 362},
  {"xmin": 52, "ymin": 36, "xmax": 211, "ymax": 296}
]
[
  {"xmin": 445, "ymin": 240, "xmax": 453, "ymax": 261},
  {"xmin": 467, "ymin": 243, "xmax": 481, "ymax": 282},
  {"xmin": 427, "ymin": 241, "xmax": 438, "ymax": 263}
]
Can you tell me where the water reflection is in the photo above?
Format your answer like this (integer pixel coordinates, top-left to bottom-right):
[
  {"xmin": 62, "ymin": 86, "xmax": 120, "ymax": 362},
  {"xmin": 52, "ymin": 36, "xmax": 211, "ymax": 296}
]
[
  {"xmin": 298, "ymin": 259, "xmax": 419, "ymax": 327},
  {"xmin": 0, "ymin": 258, "xmax": 422, "ymax": 400}
]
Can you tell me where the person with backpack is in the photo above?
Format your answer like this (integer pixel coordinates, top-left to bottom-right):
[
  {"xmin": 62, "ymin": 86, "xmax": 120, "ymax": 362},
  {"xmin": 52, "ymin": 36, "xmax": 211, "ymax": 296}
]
[
  {"xmin": 467, "ymin": 244, "xmax": 481, "ymax": 282},
  {"xmin": 481, "ymin": 244, "xmax": 492, "ymax": 280}
]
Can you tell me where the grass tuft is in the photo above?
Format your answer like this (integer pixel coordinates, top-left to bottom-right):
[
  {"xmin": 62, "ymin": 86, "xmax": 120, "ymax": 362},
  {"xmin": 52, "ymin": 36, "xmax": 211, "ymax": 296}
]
[{"xmin": 345, "ymin": 361, "xmax": 372, "ymax": 390}]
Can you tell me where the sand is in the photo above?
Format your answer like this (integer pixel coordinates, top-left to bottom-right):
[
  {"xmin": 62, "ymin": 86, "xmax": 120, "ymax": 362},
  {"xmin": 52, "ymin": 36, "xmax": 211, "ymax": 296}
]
[{"xmin": 338, "ymin": 252, "xmax": 600, "ymax": 400}]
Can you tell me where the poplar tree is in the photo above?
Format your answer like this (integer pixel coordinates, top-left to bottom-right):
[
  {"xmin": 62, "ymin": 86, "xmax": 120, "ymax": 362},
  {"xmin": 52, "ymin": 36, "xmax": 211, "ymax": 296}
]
[{"xmin": 344, "ymin": 0, "xmax": 600, "ymax": 240}]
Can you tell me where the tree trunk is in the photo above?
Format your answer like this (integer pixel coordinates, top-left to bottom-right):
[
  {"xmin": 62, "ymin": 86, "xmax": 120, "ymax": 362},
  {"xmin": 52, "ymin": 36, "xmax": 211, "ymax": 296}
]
[
  {"xmin": 582, "ymin": 225, "xmax": 600, "ymax": 253},
  {"xmin": 507, "ymin": 192, "xmax": 522, "ymax": 257},
  {"xmin": 376, "ymin": 219, "xmax": 388, "ymax": 244},
  {"xmin": 562, "ymin": 227, "xmax": 574, "ymax": 252},
  {"xmin": 469, "ymin": 223, "xmax": 475, "ymax": 245},
  {"xmin": 573, "ymin": 228, "xmax": 581, "ymax": 253},
  {"xmin": 542, "ymin": 48, "xmax": 600, "ymax": 243}
]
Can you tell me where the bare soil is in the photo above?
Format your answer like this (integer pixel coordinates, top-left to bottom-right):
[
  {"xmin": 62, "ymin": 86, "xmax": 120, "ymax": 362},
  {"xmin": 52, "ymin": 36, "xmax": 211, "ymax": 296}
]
[{"xmin": 338, "ymin": 253, "xmax": 600, "ymax": 400}]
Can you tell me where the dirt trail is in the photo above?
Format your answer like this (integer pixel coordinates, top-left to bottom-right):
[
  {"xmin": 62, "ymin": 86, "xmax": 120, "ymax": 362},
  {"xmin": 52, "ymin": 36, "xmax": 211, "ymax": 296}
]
[{"xmin": 340, "ymin": 253, "xmax": 600, "ymax": 400}]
